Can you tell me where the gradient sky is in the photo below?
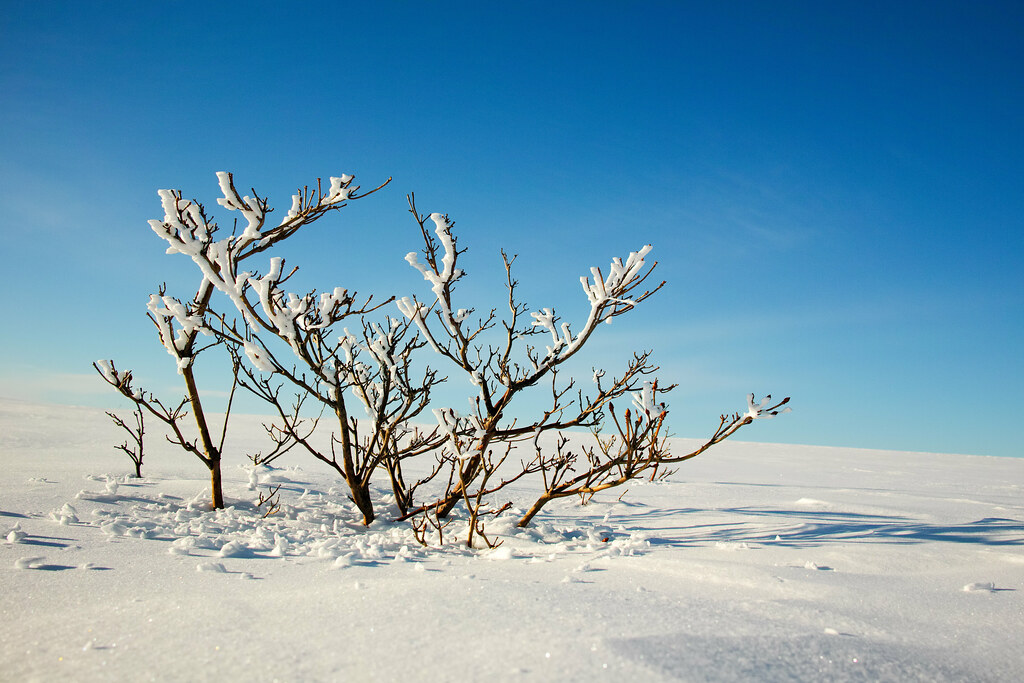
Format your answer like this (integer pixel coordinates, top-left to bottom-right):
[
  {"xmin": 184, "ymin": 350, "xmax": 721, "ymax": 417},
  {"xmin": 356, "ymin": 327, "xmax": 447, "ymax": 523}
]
[{"xmin": 1, "ymin": 2, "xmax": 1021, "ymax": 457}]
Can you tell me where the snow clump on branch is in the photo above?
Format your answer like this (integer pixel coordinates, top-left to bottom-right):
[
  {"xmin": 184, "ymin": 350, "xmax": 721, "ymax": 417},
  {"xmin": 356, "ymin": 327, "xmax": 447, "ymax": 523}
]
[
  {"xmin": 632, "ymin": 381, "xmax": 667, "ymax": 418},
  {"xmin": 743, "ymin": 394, "xmax": 792, "ymax": 421}
]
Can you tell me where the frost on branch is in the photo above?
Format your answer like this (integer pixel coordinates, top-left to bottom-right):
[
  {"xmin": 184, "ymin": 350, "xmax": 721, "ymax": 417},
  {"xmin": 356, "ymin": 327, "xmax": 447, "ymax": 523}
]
[
  {"xmin": 396, "ymin": 296, "xmax": 442, "ymax": 354},
  {"xmin": 327, "ymin": 175, "xmax": 355, "ymax": 203},
  {"xmin": 743, "ymin": 393, "xmax": 792, "ymax": 421},
  {"xmin": 146, "ymin": 293, "xmax": 211, "ymax": 373},
  {"xmin": 523, "ymin": 244, "xmax": 659, "ymax": 375},
  {"xmin": 404, "ymin": 212, "xmax": 468, "ymax": 336},
  {"xmin": 632, "ymin": 380, "xmax": 667, "ymax": 418},
  {"xmin": 215, "ymin": 171, "xmax": 265, "ymax": 241},
  {"xmin": 242, "ymin": 340, "xmax": 276, "ymax": 373}
]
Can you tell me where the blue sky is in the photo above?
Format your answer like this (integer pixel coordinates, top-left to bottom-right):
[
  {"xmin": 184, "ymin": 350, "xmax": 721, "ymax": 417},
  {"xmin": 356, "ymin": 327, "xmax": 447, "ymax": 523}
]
[{"xmin": 1, "ymin": 2, "xmax": 1021, "ymax": 457}]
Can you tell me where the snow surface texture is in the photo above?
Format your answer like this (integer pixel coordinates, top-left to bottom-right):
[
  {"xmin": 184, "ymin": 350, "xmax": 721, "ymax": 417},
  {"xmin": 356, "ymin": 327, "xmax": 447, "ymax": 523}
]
[{"xmin": 1, "ymin": 398, "xmax": 1022, "ymax": 682}]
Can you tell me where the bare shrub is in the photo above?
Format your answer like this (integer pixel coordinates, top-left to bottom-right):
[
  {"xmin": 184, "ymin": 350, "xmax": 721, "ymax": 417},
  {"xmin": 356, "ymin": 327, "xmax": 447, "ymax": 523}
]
[
  {"xmin": 97, "ymin": 170, "xmax": 789, "ymax": 541},
  {"xmin": 105, "ymin": 406, "xmax": 145, "ymax": 478}
]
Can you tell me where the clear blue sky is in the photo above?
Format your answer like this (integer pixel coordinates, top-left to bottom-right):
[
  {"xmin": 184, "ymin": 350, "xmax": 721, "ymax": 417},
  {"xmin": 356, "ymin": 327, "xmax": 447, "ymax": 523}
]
[{"xmin": 1, "ymin": 2, "xmax": 1021, "ymax": 457}]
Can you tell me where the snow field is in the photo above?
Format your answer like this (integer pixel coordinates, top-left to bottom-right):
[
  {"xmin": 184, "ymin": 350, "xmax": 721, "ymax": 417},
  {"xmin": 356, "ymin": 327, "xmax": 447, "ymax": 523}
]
[{"xmin": 1, "ymin": 399, "xmax": 1022, "ymax": 681}]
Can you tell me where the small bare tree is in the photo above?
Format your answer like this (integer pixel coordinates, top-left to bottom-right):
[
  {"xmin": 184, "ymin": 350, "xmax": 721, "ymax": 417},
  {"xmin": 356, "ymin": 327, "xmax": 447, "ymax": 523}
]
[
  {"xmin": 105, "ymin": 406, "xmax": 146, "ymax": 478},
  {"xmin": 94, "ymin": 358, "xmax": 236, "ymax": 505},
  {"xmin": 256, "ymin": 484, "xmax": 283, "ymax": 518}
]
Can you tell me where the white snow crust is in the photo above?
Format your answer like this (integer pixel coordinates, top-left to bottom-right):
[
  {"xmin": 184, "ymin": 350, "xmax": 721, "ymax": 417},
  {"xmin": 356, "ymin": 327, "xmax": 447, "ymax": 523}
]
[{"xmin": 1, "ymin": 398, "xmax": 1021, "ymax": 682}]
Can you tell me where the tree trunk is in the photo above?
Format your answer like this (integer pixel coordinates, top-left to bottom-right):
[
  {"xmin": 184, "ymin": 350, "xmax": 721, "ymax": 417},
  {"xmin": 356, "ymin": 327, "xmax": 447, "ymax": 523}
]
[
  {"xmin": 434, "ymin": 452, "xmax": 483, "ymax": 518},
  {"xmin": 333, "ymin": 390, "xmax": 374, "ymax": 525},
  {"xmin": 209, "ymin": 458, "xmax": 224, "ymax": 509},
  {"xmin": 516, "ymin": 494, "xmax": 550, "ymax": 528},
  {"xmin": 386, "ymin": 458, "xmax": 412, "ymax": 517},
  {"xmin": 350, "ymin": 484, "xmax": 375, "ymax": 526},
  {"xmin": 182, "ymin": 364, "xmax": 224, "ymax": 509}
]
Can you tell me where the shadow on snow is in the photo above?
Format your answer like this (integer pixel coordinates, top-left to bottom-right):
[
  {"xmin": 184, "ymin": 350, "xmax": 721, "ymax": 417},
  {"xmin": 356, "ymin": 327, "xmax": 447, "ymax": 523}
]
[{"xmin": 602, "ymin": 506, "xmax": 1024, "ymax": 548}]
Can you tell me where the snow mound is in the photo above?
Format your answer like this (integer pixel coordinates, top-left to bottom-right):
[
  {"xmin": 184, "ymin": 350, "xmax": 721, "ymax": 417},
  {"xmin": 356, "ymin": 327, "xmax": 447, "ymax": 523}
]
[
  {"xmin": 14, "ymin": 556, "xmax": 46, "ymax": 569},
  {"xmin": 962, "ymin": 581, "xmax": 997, "ymax": 592}
]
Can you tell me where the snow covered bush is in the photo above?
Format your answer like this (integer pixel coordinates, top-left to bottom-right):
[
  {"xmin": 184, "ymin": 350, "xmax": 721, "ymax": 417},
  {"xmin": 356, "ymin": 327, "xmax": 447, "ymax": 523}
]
[{"xmin": 96, "ymin": 170, "xmax": 788, "ymax": 545}]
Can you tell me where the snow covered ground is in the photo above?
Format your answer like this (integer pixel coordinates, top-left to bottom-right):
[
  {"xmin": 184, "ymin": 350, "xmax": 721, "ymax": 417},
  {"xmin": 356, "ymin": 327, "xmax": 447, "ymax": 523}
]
[{"xmin": 2, "ymin": 398, "xmax": 1021, "ymax": 682}]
